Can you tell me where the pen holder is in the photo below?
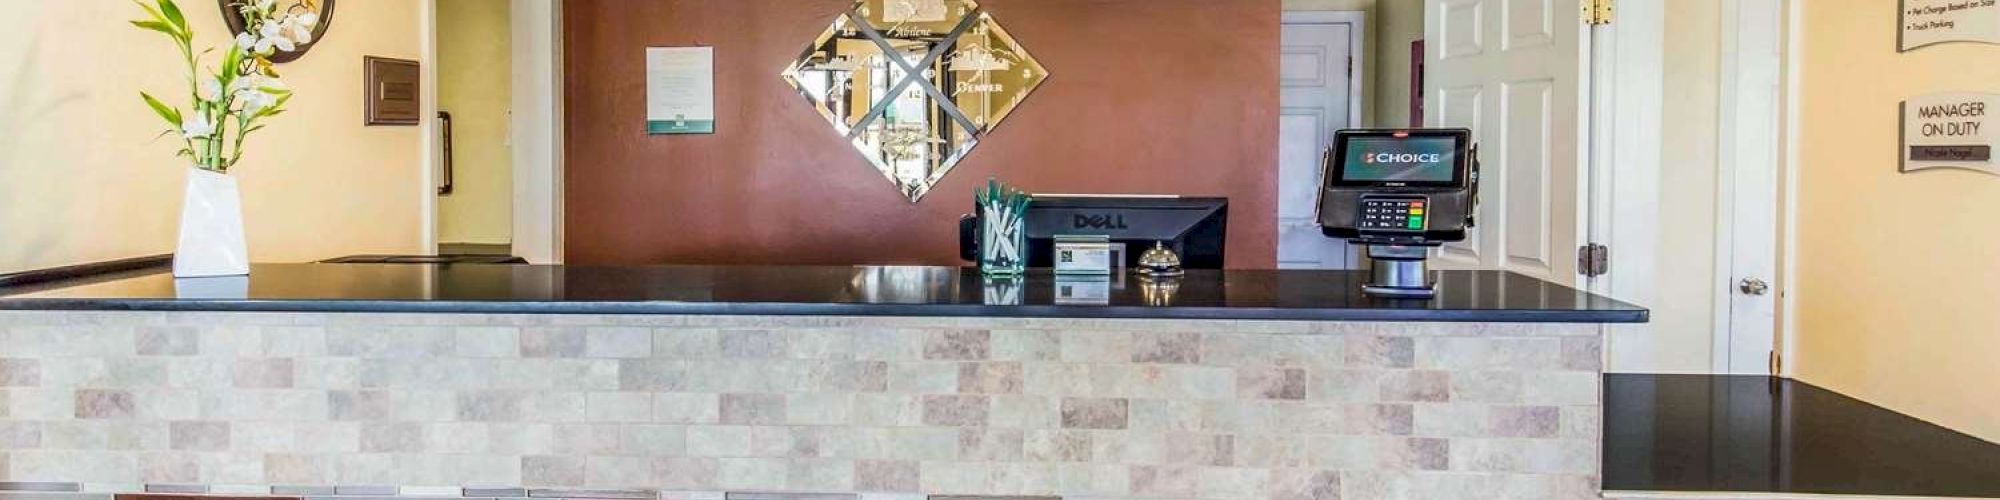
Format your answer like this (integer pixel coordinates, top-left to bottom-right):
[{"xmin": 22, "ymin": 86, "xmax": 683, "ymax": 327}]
[{"xmin": 977, "ymin": 178, "xmax": 1030, "ymax": 277}]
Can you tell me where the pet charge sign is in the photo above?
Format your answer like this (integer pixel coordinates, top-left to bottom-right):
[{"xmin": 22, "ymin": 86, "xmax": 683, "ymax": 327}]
[
  {"xmin": 1902, "ymin": 92, "xmax": 1999, "ymax": 174},
  {"xmin": 1902, "ymin": 0, "xmax": 2000, "ymax": 51}
]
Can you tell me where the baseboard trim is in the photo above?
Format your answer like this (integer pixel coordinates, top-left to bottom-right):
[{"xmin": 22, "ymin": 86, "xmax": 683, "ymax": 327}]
[{"xmin": 1606, "ymin": 490, "xmax": 2000, "ymax": 500}]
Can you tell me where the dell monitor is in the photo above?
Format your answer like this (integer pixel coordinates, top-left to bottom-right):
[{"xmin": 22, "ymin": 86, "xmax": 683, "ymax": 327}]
[{"xmin": 962, "ymin": 195, "xmax": 1228, "ymax": 269}]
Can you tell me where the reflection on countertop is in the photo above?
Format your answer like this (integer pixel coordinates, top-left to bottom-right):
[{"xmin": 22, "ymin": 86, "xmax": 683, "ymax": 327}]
[{"xmin": 0, "ymin": 263, "xmax": 1647, "ymax": 323}]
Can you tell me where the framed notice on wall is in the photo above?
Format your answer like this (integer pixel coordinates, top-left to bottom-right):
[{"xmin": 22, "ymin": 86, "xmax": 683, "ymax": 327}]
[
  {"xmin": 1902, "ymin": 92, "xmax": 1998, "ymax": 175},
  {"xmin": 1901, "ymin": 0, "xmax": 2000, "ymax": 51},
  {"xmin": 646, "ymin": 47, "xmax": 715, "ymax": 135}
]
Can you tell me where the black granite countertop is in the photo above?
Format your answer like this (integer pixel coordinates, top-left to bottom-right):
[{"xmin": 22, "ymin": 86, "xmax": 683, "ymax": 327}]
[{"xmin": 0, "ymin": 263, "xmax": 1647, "ymax": 323}]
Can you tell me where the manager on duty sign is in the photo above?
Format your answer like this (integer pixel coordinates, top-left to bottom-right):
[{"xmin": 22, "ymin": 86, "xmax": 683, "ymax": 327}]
[{"xmin": 1903, "ymin": 92, "xmax": 1999, "ymax": 175}]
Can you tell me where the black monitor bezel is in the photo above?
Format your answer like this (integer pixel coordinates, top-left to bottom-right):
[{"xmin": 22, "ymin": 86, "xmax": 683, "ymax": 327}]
[{"xmin": 1327, "ymin": 129, "xmax": 1473, "ymax": 189}]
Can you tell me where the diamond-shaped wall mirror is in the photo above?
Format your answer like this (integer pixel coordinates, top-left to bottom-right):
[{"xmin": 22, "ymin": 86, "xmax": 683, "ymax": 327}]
[{"xmin": 782, "ymin": 0, "xmax": 1048, "ymax": 202}]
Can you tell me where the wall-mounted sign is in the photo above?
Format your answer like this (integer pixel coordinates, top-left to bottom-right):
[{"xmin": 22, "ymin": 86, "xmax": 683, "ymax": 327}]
[
  {"xmin": 1902, "ymin": 92, "xmax": 1998, "ymax": 174},
  {"xmin": 646, "ymin": 47, "xmax": 715, "ymax": 135},
  {"xmin": 1901, "ymin": 0, "xmax": 2000, "ymax": 51}
]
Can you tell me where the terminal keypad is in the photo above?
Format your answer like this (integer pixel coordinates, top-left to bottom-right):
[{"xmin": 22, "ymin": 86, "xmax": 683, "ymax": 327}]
[{"xmin": 1358, "ymin": 197, "xmax": 1430, "ymax": 232}]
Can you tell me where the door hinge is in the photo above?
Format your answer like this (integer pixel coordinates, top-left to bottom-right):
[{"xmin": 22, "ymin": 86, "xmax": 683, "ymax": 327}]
[
  {"xmin": 1579, "ymin": 243, "xmax": 1610, "ymax": 277},
  {"xmin": 1769, "ymin": 350, "xmax": 1783, "ymax": 374},
  {"xmin": 1583, "ymin": 0, "xmax": 1614, "ymax": 25}
]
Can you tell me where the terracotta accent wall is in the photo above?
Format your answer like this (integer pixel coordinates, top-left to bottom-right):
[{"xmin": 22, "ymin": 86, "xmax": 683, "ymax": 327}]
[{"xmin": 564, "ymin": 0, "xmax": 1279, "ymax": 268}]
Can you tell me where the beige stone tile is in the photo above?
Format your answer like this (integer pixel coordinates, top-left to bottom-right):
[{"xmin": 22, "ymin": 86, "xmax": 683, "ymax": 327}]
[
  {"xmin": 263, "ymin": 453, "xmax": 333, "ymax": 484},
  {"xmin": 815, "ymin": 361, "xmax": 888, "ymax": 393},
  {"xmin": 521, "ymin": 326, "xmax": 587, "ymax": 358},
  {"xmin": 786, "ymin": 329, "xmax": 859, "ymax": 360},
  {"xmin": 1347, "ymin": 335, "xmax": 1416, "ymax": 368},
  {"xmin": 1020, "ymin": 363, "xmax": 1091, "ymax": 397},
  {"xmin": 1163, "ymin": 433, "xmax": 1235, "ymax": 467},
  {"xmin": 134, "ymin": 326, "xmax": 200, "ymax": 356},
  {"xmin": 587, "ymin": 392, "xmax": 653, "ymax": 423},
  {"xmin": 1059, "ymin": 398, "xmax": 1128, "ymax": 430},
  {"xmin": 457, "ymin": 391, "xmax": 529, "ymax": 422},
  {"xmin": 617, "ymin": 360, "xmax": 690, "ymax": 392},
  {"xmin": 1379, "ymin": 370, "xmax": 1451, "ymax": 403},
  {"xmin": 261, "ymin": 326, "xmax": 328, "ymax": 357},
  {"xmin": 923, "ymin": 329, "xmax": 991, "ymax": 361},
  {"xmin": 232, "ymin": 359, "xmax": 294, "ymax": 389},
  {"xmin": 849, "ymin": 394, "xmax": 923, "ymax": 427},
  {"xmin": 987, "ymin": 394, "xmax": 1056, "ymax": 429},
  {"xmin": 584, "ymin": 455, "xmax": 653, "ymax": 488},
  {"xmin": 167, "ymin": 421, "xmax": 228, "ymax": 451},
  {"xmin": 720, "ymin": 330, "xmax": 788, "ymax": 359},
  {"xmin": 552, "ymin": 423, "xmax": 623, "ymax": 456},
  {"xmin": 686, "ymin": 426, "xmax": 753, "ymax": 458},
  {"xmin": 1128, "ymin": 465, "xmax": 1198, "ymax": 497},
  {"xmin": 1054, "ymin": 463, "xmax": 1130, "ymax": 497},
  {"xmin": 652, "ymin": 328, "xmax": 721, "ymax": 359},
  {"xmin": 654, "ymin": 457, "xmax": 720, "ymax": 490},
  {"xmin": 1272, "ymin": 468, "xmax": 1343, "ymax": 500},
  {"xmin": 1198, "ymin": 466, "xmax": 1270, "ymax": 499},
  {"xmin": 1488, "ymin": 405, "xmax": 1563, "ymax": 438},
  {"xmin": 1238, "ymin": 366, "xmax": 1307, "ymax": 400},
  {"xmin": 852, "ymin": 459, "xmax": 918, "ymax": 492},
  {"xmin": 719, "ymin": 394, "xmax": 787, "ymax": 426},
  {"xmin": 653, "ymin": 393, "xmax": 720, "ymax": 425},
  {"xmin": 1023, "ymin": 429, "xmax": 1092, "ymax": 462},
  {"xmin": 0, "ymin": 360, "xmax": 39, "ymax": 388},
  {"xmin": 786, "ymin": 458, "xmax": 854, "ymax": 491},
  {"xmin": 957, "ymin": 362, "xmax": 1023, "ymax": 394},
  {"xmin": 522, "ymin": 455, "xmax": 585, "ymax": 487},
  {"xmin": 1131, "ymin": 331, "xmax": 1202, "ymax": 364},
  {"xmin": 989, "ymin": 329, "xmax": 1059, "ymax": 361},
  {"xmin": 72, "ymin": 390, "xmax": 134, "ymax": 419},
  {"xmin": 922, "ymin": 395, "xmax": 989, "ymax": 427},
  {"xmin": 716, "ymin": 457, "xmax": 786, "ymax": 490},
  {"xmin": 957, "ymin": 428, "xmax": 1025, "ymax": 461},
  {"xmin": 1059, "ymin": 331, "xmax": 1132, "ymax": 363},
  {"xmin": 785, "ymin": 393, "xmax": 852, "ymax": 426},
  {"xmin": 325, "ymin": 326, "xmax": 453, "ymax": 358},
  {"xmin": 137, "ymin": 452, "xmax": 200, "ymax": 483},
  {"xmin": 357, "ymin": 422, "xmax": 423, "ymax": 453},
  {"xmin": 452, "ymin": 326, "xmax": 521, "ymax": 358},
  {"xmin": 584, "ymin": 327, "xmax": 653, "ymax": 359}
]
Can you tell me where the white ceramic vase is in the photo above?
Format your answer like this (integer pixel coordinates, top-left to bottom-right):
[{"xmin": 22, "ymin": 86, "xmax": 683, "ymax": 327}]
[{"xmin": 173, "ymin": 167, "xmax": 250, "ymax": 277}]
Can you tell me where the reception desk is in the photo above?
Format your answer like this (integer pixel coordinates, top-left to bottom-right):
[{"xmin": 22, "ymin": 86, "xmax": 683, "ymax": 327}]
[{"xmin": 0, "ymin": 264, "xmax": 1643, "ymax": 499}]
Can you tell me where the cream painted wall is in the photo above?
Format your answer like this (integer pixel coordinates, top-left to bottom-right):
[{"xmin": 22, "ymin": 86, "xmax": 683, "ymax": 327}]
[
  {"xmin": 1793, "ymin": 0, "xmax": 2000, "ymax": 443},
  {"xmin": 437, "ymin": 0, "xmax": 513, "ymax": 246},
  {"xmin": 1283, "ymin": 0, "xmax": 1425, "ymax": 128},
  {"xmin": 0, "ymin": 0, "xmax": 427, "ymax": 273}
]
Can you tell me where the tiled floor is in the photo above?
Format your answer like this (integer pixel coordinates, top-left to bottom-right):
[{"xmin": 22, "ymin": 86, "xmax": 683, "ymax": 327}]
[{"xmin": 1603, "ymin": 374, "xmax": 2000, "ymax": 498}]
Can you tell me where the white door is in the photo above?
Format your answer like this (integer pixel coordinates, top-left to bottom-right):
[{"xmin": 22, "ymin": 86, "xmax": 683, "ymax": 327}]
[
  {"xmin": 1717, "ymin": 0, "xmax": 1783, "ymax": 374},
  {"xmin": 1425, "ymin": 0, "xmax": 1589, "ymax": 285},
  {"xmin": 1278, "ymin": 12, "xmax": 1364, "ymax": 270}
]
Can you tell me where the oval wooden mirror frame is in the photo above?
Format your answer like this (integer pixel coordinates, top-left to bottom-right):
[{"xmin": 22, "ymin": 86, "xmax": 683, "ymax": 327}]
[{"xmin": 218, "ymin": 0, "xmax": 336, "ymax": 64}]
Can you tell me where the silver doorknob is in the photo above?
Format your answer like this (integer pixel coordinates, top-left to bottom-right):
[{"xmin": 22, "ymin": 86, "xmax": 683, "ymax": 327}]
[{"xmin": 1739, "ymin": 278, "xmax": 1770, "ymax": 296}]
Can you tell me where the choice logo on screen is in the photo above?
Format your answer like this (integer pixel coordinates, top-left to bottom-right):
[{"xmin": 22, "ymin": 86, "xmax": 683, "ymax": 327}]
[{"xmin": 1363, "ymin": 152, "xmax": 1447, "ymax": 165}]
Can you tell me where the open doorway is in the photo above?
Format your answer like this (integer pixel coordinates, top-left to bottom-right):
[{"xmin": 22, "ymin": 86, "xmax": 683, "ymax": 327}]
[{"xmin": 434, "ymin": 0, "xmax": 515, "ymax": 256}]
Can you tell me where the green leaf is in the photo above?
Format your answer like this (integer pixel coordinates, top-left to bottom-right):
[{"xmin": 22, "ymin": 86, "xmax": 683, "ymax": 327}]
[
  {"xmin": 140, "ymin": 92, "xmax": 182, "ymax": 127},
  {"xmin": 128, "ymin": 20, "xmax": 177, "ymax": 37},
  {"xmin": 157, "ymin": 0, "xmax": 187, "ymax": 34},
  {"xmin": 220, "ymin": 44, "xmax": 244, "ymax": 84}
]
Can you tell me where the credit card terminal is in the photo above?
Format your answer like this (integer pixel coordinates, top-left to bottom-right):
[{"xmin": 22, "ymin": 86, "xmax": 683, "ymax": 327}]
[{"xmin": 1316, "ymin": 129, "xmax": 1480, "ymax": 298}]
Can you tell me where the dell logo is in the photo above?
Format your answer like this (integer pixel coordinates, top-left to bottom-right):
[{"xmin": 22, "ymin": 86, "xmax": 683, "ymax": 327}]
[{"xmin": 1074, "ymin": 214, "xmax": 1129, "ymax": 230}]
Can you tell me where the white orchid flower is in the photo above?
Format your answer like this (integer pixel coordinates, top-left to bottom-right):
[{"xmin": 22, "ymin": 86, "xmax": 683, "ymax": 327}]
[
  {"xmin": 259, "ymin": 19, "xmax": 282, "ymax": 39},
  {"xmin": 197, "ymin": 76, "xmax": 223, "ymax": 102},
  {"xmin": 255, "ymin": 0, "xmax": 276, "ymax": 10},
  {"xmin": 181, "ymin": 113, "xmax": 216, "ymax": 139},
  {"xmin": 241, "ymin": 90, "xmax": 279, "ymax": 113},
  {"xmin": 296, "ymin": 11, "xmax": 319, "ymax": 28},
  {"xmin": 235, "ymin": 32, "xmax": 257, "ymax": 52},
  {"xmin": 284, "ymin": 18, "xmax": 314, "ymax": 44}
]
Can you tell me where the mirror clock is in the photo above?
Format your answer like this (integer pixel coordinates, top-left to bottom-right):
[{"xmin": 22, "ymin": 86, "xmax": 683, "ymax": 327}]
[
  {"xmin": 783, "ymin": 0, "xmax": 1049, "ymax": 202},
  {"xmin": 218, "ymin": 0, "xmax": 335, "ymax": 64}
]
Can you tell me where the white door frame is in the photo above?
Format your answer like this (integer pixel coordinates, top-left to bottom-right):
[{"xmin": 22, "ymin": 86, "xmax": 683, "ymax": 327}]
[
  {"xmin": 423, "ymin": 0, "xmax": 566, "ymax": 263},
  {"xmin": 1278, "ymin": 10, "xmax": 1367, "ymax": 269},
  {"xmin": 1714, "ymin": 0, "xmax": 1785, "ymax": 375},
  {"xmin": 1280, "ymin": 10, "xmax": 1367, "ymax": 131},
  {"xmin": 1778, "ymin": 0, "xmax": 1803, "ymax": 377}
]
